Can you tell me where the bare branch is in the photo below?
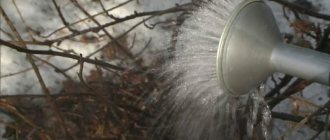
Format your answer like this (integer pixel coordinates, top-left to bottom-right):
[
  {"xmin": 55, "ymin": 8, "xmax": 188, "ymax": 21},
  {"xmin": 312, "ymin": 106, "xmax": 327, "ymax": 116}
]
[
  {"xmin": 51, "ymin": 0, "xmax": 78, "ymax": 33},
  {"xmin": 40, "ymin": 3, "xmax": 192, "ymax": 45},
  {"xmin": 0, "ymin": 5, "xmax": 72, "ymax": 138},
  {"xmin": 71, "ymin": 0, "xmax": 135, "ymax": 60},
  {"xmin": 134, "ymin": 38, "xmax": 152, "ymax": 59},
  {"xmin": 267, "ymin": 79, "xmax": 311, "ymax": 109},
  {"xmin": 61, "ymin": 15, "xmax": 155, "ymax": 72},
  {"xmin": 43, "ymin": 0, "xmax": 134, "ymax": 38},
  {"xmin": 271, "ymin": 0, "xmax": 330, "ymax": 20},
  {"xmin": 0, "ymin": 39, "xmax": 126, "ymax": 71}
]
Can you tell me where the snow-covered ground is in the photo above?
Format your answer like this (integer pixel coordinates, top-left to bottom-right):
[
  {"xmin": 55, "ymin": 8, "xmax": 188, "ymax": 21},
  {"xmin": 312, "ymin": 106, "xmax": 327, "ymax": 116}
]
[{"xmin": 0, "ymin": 0, "xmax": 330, "ymax": 139}]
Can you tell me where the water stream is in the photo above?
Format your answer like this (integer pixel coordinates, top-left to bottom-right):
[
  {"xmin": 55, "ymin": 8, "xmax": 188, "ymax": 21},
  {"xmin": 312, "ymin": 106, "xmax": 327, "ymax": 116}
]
[{"xmin": 247, "ymin": 85, "xmax": 272, "ymax": 140}]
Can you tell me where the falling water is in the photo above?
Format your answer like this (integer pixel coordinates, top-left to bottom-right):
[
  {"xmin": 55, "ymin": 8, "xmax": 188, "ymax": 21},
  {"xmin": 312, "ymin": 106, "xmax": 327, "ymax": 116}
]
[
  {"xmin": 153, "ymin": 0, "xmax": 273, "ymax": 140},
  {"xmin": 246, "ymin": 85, "xmax": 272, "ymax": 140}
]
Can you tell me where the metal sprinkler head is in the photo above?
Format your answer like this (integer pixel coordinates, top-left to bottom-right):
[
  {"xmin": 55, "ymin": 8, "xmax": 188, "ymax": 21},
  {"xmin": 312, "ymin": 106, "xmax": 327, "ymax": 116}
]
[{"xmin": 216, "ymin": 0, "xmax": 330, "ymax": 96}]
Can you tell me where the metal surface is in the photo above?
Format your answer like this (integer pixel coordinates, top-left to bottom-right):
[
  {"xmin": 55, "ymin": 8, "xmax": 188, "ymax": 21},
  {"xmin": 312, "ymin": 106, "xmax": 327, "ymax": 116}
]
[
  {"xmin": 217, "ymin": 0, "xmax": 281, "ymax": 96},
  {"xmin": 216, "ymin": 0, "xmax": 330, "ymax": 96},
  {"xmin": 271, "ymin": 44, "xmax": 330, "ymax": 85}
]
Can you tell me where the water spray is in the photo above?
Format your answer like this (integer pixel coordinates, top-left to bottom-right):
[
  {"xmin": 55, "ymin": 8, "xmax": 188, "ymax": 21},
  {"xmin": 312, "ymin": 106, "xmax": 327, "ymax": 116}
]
[
  {"xmin": 217, "ymin": 0, "xmax": 330, "ymax": 96},
  {"xmin": 159, "ymin": 0, "xmax": 330, "ymax": 139}
]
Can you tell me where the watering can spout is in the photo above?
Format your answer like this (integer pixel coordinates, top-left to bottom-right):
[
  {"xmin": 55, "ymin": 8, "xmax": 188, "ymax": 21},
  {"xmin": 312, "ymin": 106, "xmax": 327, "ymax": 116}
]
[
  {"xmin": 271, "ymin": 44, "xmax": 330, "ymax": 86},
  {"xmin": 216, "ymin": 0, "xmax": 330, "ymax": 96}
]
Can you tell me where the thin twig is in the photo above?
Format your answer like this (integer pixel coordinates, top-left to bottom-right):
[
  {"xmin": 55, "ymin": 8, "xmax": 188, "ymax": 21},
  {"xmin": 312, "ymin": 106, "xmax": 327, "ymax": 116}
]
[
  {"xmin": 77, "ymin": 54, "xmax": 92, "ymax": 89},
  {"xmin": 129, "ymin": 33, "xmax": 137, "ymax": 50},
  {"xmin": 32, "ymin": 55, "xmax": 74, "ymax": 81},
  {"xmin": 0, "ymin": 39, "xmax": 126, "ymax": 71},
  {"xmin": 39, "ymin": 3, "xmax": 192, "ymax": 45},
  {"xmin": 0, "ymin": 57, "xmax": 51, "ymax": 79},
  {"xmin": 267, "ymin": 79, "xmax": 311, "ymax": 109},
  {"xmin": 270, "ymin": 0, "xmax": 330, "ymax": 20},
  {"xmin": 0, "ymin": 101, "xmax": 38, "ymax": 128},
  {"xmin": 273, "ymin": 100, "xmax": 330, "ymax": 132},
  {"xmin": 0, "ymin": 28, "xmax": 14, "ymax": 39},
  {"xmin": 11, "ymin": 0, "xmax": 35, "ymax": 40},
  {"xmin": 99, "ymin": 0, "xmax": 134, "ymax": 20},
  {"xmin": 134, "ymin": 38, "xmax": 152, "ymax": 59},
  {"xmin": 309, "ymin": 130, "xmax": 323, "ymax": 140},
  {"xmin": 61, "ymin": 15, "xmax": 155, "ymax": 72},
  {"xmin": 0, "ymin": 6, "xmax": 71, "ymax": 138},
  {"xmin": 272, "ymin": 112, "xmax": 329, "ymax": 131},
  {"xmin": 71, "ymin": 0, "xmax": 135, "ymax": 61},
  {"xmin": 265, "ymin": 75, "xmax": 293, "ymax": 99},
  {"xmin": 42, "ymin": 0, "xmax": 134, "ymax": 38},
  {"xmin": 51, "ymin": 0, "xmax": 78, "ymax": 33}
]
